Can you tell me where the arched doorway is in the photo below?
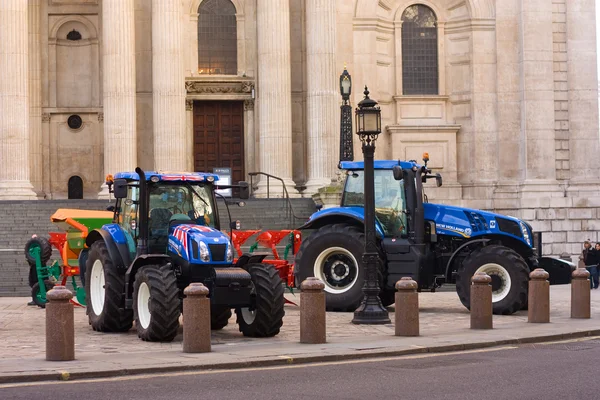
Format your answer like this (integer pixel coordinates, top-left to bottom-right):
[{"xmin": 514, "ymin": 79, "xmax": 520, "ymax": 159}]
[{"xmin": 68, "ymin": 176, "xmax": 83, "ymax": 199}]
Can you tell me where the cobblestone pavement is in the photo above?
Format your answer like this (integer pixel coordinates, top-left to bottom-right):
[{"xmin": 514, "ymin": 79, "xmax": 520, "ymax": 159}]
[{"xmin": 1, "ymin": 285, "xmax": 599, "ymax": 360}]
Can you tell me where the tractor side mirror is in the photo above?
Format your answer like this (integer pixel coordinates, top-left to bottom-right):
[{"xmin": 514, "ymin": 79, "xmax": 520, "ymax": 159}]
[
  {"xmin": 113, "ymin": 179, "xmax": 128, "ymax": 199},
  {"xmin": 239, "ymin": 181, "xmax": 250, "ymax": 200},
  {"xmin": 435, "ymin": 173, "xmax": 443, "ymax": 187},
  {"xmin": 392, "ymin": 166, "xmax": 404, "ymax": 181}
]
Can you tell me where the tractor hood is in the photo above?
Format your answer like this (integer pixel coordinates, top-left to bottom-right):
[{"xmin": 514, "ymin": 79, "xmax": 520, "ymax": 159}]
[
  {"xmin": 168, "ymin": 224, "xmax": 232, "ymax": 263},
  {"xmin": 424, "ymin": 203, "xmax": 533, "ymax": 247}
]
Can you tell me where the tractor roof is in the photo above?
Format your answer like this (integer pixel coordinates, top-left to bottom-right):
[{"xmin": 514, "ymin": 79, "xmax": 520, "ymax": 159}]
[
  {"xmin": 114, "ymin": 171, "xmax": 220, "ymax": 183},
  {"xmin": 340, "ymin": 160, "xmax": 419, "ymax": 170}
]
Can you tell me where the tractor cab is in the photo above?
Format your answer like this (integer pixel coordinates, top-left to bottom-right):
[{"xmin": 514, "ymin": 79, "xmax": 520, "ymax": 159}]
[{"xmin": 109, "ymin": 172, "xmax": 223, "ymax": 256}]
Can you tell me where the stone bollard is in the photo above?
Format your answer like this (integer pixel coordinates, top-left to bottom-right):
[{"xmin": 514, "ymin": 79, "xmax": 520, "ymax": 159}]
[
  {"xmin": 528, "ymin": 268, "xmax": 550, "ymax": 323},
  {"xmin": 300, "ymin": 277, "xmax": 326, "ymax": 344},
  {"xmin": 571, "ymin": 268, "xmax": 591, "ymax": 319},
  {"xmin": 470, "ymin": 272, "xmax": 493, "ymax": 329},
  {"xmin": 46, "ymin": 285, "xmax": 75, "ymax": 361},
  {"xmin": 183, "ymin": 283, "xmax": 211, "ymax": 353},
  {"xmin": 394, "ymin": 277, "xmax": 419, "ymax": 336}
]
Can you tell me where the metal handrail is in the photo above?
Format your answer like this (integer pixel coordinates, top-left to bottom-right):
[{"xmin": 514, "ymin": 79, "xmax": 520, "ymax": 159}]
[{"xmin": 248, "ymin": 172, "xmax": 312, "ymax": 227}]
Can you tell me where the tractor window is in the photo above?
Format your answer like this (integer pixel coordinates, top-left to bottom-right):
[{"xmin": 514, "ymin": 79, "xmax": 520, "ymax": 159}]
[
  {"xmin": 148, "ymin": 183, "xmax": 216, "ymax": 229},
  {"xmin": 343, "ymin": 170, "xmax": 408, "ymax": 237},
  {"xmin": 119, "ymin": 185, "xmax": 139, "ymax": 243}
]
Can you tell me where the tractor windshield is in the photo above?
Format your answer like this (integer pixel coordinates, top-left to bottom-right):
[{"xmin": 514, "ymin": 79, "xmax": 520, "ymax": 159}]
[
  {"xmin": 148, "ymin": 183, "xmax": 216, "ymax": 229},
  {"xmin": 342, "ymin": 170, "xmax": 408, "ymax": 237}
]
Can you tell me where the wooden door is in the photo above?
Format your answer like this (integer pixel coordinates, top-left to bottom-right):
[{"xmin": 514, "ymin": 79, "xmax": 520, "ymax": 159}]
[{"xmin": 193, "ymin": 101, "xmax": 245, "ymax": 187}]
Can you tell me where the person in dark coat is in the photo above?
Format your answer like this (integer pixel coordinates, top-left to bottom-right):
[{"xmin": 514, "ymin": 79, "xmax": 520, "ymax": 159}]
[{"xmin": 582, "ymin": 241, "xmax": 600, "ymax": 289}]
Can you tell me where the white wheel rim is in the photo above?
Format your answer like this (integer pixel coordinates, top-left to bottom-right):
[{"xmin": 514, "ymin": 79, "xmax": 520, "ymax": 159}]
[
  {"xmin": 314, "ymin": 247, "xmax": 359, "ymax": 294},
  {"xmin": 90, "ymin": 259, "xmax": 105, "ymax": 316},
  {"xmin": 475, "ymin": 263, "xmax": 512, "ymax": 303},
  {"xmin": 241, "ymin": 307, "xmax": 256, "ymax": 324},
  {"xmin": 137, "ymin": 282, "xmax": 151, "ymax": 330}
]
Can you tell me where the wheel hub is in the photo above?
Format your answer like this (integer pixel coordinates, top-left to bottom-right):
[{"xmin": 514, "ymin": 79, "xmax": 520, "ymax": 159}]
[
  {"xmin": 331, "ymin": 261, "xmax": 350, "ymax": 281},
  {"xmin": 490, "ymin": 274, "xmax": 502, "ymax": 292}
]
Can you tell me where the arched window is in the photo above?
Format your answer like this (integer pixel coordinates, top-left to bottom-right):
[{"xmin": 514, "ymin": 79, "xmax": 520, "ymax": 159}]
[
  {"xmin": 401, "ymin": 5, "xmax": 438, "ymax": 95},
  {"xmin": 68, "ymin": 176, "xmax": 83, "ymax": 199},
  {"xmin": 198, "ymin": 0, "xmax": 237, "ymax": 75}
]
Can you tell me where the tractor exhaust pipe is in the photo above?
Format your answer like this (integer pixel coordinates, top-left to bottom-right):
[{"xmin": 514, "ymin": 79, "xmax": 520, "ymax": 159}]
[
  {"xmin": 135, "ymin": 167, "xmax": 149, "ymax": 256},
  {"xmin": 414, "ymin": 167, "xmax": 425, "ymax": 245}
]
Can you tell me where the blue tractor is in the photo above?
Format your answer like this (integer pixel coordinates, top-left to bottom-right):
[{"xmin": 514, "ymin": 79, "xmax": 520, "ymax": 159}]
[
  {"xmin": 83, "ymin": 168, "xmax": 285, "ymax": 342},
  {"xmin": 295, "ymin": 155, "xmax": 573, "ymax": 315}
]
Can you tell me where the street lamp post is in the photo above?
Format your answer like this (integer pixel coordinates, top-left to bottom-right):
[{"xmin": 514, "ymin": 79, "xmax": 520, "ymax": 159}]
[
  {"xmin": 339, "ymin": 67, "xmax": 354, "ymax": 163},
  {"xmin": 352, "ymin": 86, "xmax": 391, "ymax": 325}
]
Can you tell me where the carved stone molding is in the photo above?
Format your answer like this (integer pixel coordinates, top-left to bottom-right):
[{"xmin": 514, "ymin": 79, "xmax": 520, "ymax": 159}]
[
  {"xmin": 185, "ymin": 80, "xmax": 255, "ymax": 95},
  {"xmin": 185, "ymin": 99, "xmax": 194, "ymax": 111},
  {"xmin": 98, "ymin": 112, "xmax": 104, "ymax": 122},
  {"xmin": 42, "ymin": 113, "xmax": 51, "ymax": 122},
  {"xmin": 244, "ymin": 99, "xmax": 255, "ymax": 111}
]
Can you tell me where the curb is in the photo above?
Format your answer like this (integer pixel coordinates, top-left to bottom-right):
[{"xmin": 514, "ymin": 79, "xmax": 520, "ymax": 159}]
[{"xmin": 1, "ymin": 328, "xmax": 600, "ymax": 385}]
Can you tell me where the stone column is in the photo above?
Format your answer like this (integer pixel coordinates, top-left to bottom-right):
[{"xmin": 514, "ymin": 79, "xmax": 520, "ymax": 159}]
[
  {"xmin": 519, "ymin": 0, "xmax": 557, "ymax": 185},
  {"xmin": 566, "ymin": 0, "xmax": 600, "ymax": 188},
  {"xmin": 244, "ymin": 100, "xmax": 256, "ymax": 180},
  {"xmin": 256, "ymin": 0, "xmax": 299, "ymax": 197},
  {"xmin": 101, "ymin": 0, "xmax": 137, "ymax": 195},
  {"xmin": 304, "ymin": 0, "xmax": 337, "ymax": 194},
  {"xmin": 0, "ymin": 0, "xmax": 37, "ymax": 199},
  {"xmin": 152, "ymin": 0, "xmax": 187, "ymax": 171},
  {"xmin": 29, "ymin": 0, "xmax": 43, "ymax": 196},
  {"xmin": 186, "ymin": 100, "xmax": 194, "ymax": 171}
]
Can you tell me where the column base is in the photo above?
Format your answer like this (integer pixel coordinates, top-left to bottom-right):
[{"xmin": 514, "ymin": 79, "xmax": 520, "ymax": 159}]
[
  {"xmin": 0, "ymin": 181, "xmax": 38, "ymax": 200},
  {"xmin": 253, "ymin": 177, "xmax": 301, "ymax": 198},
  {"xmin": 97, "ymin": 183, "xmax": 111, "ymax": 200},
  {"xmin": 304, "ymin": 177, "xmax": 335, "ymax": 196}
]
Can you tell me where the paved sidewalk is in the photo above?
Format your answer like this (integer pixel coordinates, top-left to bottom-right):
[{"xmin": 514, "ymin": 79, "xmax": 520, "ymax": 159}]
[{"xmin": 1, "ymin": 285, "xmax": 599, "ymax": 384}]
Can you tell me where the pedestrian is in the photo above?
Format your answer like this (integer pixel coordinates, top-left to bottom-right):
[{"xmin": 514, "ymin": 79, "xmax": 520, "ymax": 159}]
[{"xmin": 580, "ymin": 241, "xmax": 599, "ymax": 289}]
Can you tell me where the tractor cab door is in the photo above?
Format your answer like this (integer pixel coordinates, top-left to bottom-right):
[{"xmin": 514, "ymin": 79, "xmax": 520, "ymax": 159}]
[
  {"xmin": 381, "ymin": 167, "xmax": 431, "ymax": 289},
  {"xmin": 115, "ymin": 183, "xmax": 139, "ymax": 260}
]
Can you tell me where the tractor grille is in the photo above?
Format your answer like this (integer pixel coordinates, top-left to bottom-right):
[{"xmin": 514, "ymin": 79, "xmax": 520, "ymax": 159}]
[
  {"xmin": 496, "ymin": 218, "xmax": 522, "ymax": 238},
  {"xmin": 463, "ymin": 211, "xmax": 488, "ymax": 232},
  {"xmin": 209, "ymin": 244, "xmax": 227, "ymax": 262}
]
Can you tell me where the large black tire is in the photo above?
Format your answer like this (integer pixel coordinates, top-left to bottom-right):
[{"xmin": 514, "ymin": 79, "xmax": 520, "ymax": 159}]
[
  {"xmin": 133, "ymin": 265, "xmax": 181, "ymax": 342},
  {"xmin": 24, "ymin": 237, "xmax": 52, "ymax": 265},
  {"xmin": 295, "ymin": 224, "xmax": 388, "ymax": 312},
  {"xmin": 31, "ymin": 280, "xmax": 55, "ymax": 308},
  {"xmin": 456, "ymin": 245, "xmax": 529, "ymax": 315},
  {"xmin": 85, "ymin": 241, "xmax": 133, "ymax": 332},
  {"xmin": 211, "ymin": 306, "xmax": 232, "ymax": 330},
  {"xmin": 235, "ymin": 264, "xmax": 285, "ymax": 337}
]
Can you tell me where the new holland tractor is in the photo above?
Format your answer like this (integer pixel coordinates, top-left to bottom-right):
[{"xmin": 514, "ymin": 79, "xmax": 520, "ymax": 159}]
[
  {"xmin": 83, "ymin": 168, "xmax": 285, "ymax": 342},
  {"xmin": 295, "ymin": 155, "xmax": 574, "ymax": 315}
]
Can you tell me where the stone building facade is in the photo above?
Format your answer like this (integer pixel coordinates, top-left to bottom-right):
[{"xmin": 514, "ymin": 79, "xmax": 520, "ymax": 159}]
[{"xmin": 0, "ymin": 0, "xmax": 599, "ymax": 256}]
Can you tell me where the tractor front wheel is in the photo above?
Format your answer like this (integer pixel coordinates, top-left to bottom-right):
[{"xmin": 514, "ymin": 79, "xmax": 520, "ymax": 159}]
[
  {"xmin": 85, "ymin": 241, "xmax": 133, "ymax": 332},
  {"xmin": 235, "ymin": 264, "xmax": 285, "ymax": 337},
  {"xmin": 456, "ymin": 244, "xmax": 529, "ymax": 315},
  {"xmin": 211, "ymin": 306, "xmax": 232, "ymax": 330},
  {"xmin": 133, "ymin": 265, "xmax": 181, "ymax": 342}
]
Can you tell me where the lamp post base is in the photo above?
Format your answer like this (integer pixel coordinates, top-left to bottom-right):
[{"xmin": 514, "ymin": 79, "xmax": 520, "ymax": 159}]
[{"xmin": 351, "ymin": 252, "xmax": 391, "ymax": 325}]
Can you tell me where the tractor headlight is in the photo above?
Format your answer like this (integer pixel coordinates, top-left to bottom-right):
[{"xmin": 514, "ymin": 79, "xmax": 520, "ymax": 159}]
[
  {"xmin": 520, "ymin": 222, "xmax": 532, "ymax": 246},
  {"xmin": 199, "ymin": 241, "xmax": 210, "ymax": 262},
  {"xmin": 226, "ymin": 243, "xmax": 233, "ymax": 262}
]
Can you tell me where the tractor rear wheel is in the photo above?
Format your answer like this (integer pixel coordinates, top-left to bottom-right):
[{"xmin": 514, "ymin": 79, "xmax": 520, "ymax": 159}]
[
  {"xmin": 31, "ymin": 280, "xmax": 55, "ymax": 308},
  {"xmin": 211, "ymin": 306, "xmax": 232, "ymax": 330},
  {"xmin": 133, "ymin": 265, "xmax": 181, "ymax": 342},
  {"xmin": 235, "ymin": 264, "xmax": 285, "ymax": 337},
  {"xmin": 295, "ymin": 224, "xmax": 389, "ymax": 312},
  {"xmin": 85, "ymin": 241, "xmax": 133, "ymax": 332},
  {"xmin": 24, "ymin": 236, "xmax": 52, "ymax": 265},
  {"xmin": 456, "ymin": 244, "xmax": 529, "ymax": 315}
]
